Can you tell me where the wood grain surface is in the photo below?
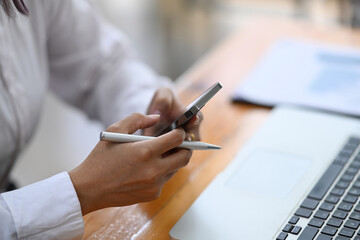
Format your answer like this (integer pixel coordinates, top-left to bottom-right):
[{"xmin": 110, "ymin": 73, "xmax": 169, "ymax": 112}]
[{"xmin": 83, "ymin": 18, "xmax": 360, "ymax": 240}]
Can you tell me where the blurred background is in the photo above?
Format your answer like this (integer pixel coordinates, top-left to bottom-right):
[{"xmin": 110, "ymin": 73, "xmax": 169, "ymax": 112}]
[
  {"xmin": 89, "ymin": 0, "xmax": 360, "ymax": 80},
  {"xmin": 11, "ymin": 0, "xmax": 360, "ymax": 187}
]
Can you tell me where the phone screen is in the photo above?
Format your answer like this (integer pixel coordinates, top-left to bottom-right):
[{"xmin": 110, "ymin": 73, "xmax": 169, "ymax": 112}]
[{"xmin": 155, "ymin": 82, "xmax": 222, "ymax": 136}]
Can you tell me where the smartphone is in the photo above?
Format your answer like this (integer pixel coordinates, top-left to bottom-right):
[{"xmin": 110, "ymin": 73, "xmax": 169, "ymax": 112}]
[{"xmin": 155, "ymin": 82, "xmax": 223, "ymax": 136}]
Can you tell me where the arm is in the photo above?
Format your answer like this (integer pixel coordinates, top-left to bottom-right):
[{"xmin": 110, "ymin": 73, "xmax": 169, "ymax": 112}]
[
  {"xmin": 1, "ymin": 114, "xmax": 191, "ymax": 239},
  {"xmin": 0, "ymin": 173, "xmax": 83, "ymax": 239}
]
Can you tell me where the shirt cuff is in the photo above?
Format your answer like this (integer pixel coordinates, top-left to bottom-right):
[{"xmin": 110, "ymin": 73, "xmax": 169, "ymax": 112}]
[{"xmin": 2, "ymin": 172, "xmax": 84, "ymax": 239}]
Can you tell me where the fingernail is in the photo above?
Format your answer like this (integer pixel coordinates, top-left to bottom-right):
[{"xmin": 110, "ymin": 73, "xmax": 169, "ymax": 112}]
[
  {"xmin": 152, "ymin": 110, "xmax": 161, "ymax": 115},
  {"xmin": 180, "ymin": 129, "xmax": 186, "ymax": 139},
  {"xmin": 194, "ymin": 115, "xmax": 200, "ymax": 124},
  {"xmin": 148, "ymin": 114, "xmax": 160, "ymax": 118}
]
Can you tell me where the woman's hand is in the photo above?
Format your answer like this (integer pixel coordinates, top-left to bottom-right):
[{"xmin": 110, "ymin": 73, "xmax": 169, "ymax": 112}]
[
  {"xmin": 69, "ymin": 113, "xmax": 192, "ymax": 215},
  {"xmin": 145, "ymin": 88, "xmax": 203, "ymax": 141}
]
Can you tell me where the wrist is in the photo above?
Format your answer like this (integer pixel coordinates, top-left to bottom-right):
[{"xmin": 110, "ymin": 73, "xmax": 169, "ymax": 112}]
[{"xmin": 68, "ymin": 167, "xmax": 96, "ymax": 215}]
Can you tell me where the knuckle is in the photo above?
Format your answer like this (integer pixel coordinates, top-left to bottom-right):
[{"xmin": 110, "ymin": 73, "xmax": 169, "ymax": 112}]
[
  {"xmin": 147, "ymin": 187, "xmax": 161, "ymax": 201},
  {"xmin": 145, "ymin": 167, "xmax": 161, "ymax": 184},
  {"xmin": 173, "ymin": 130, "xmax": 185, "ymax": 145},
  {"xmin": 182, "ymin": 150, "xmax": 192, "ymax": 166},
  {"xmin": 106, "ymin": 121, "xmax": 123, "ymax": 133},
  {"xmin": 106, "ymin": 124, "xmax": 116, "ymax": 132},
  {"xmin": 139, "ymin": 147, "xmax": 154, "ymax": 159},
  {"xmin": 154, "ymin": 89, "xmax": 173, "ymax": 110},
  {"xmin": 154, "ymin": 189, "xmax": 161, "ymax": 199},
  {"xmin": 157, "ymin": 92, "xmax": 167, "ymax": 102},
  {"xmin": 173, "ymin": 150, "xmax": 191, "ymax": 168},
  {"xmin": 159, "ymin": 87, "xmax": 172, "ymax": 97},
  {"xmin": 132, "ymin": 113, "xmax": 150, "ymax": 129},
  {"xmin": 151, "ymin": 187, "xmax": 162, "ymax": 198},
  {"xmin": 131, "ymin": 112, "xmax": 144, "ymax": 120}
]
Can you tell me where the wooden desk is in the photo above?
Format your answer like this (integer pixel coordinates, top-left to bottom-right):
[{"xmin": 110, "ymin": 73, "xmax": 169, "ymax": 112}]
[{"xmin": 83, "ymin": 18, "xmax": 360, "ymax": 239}]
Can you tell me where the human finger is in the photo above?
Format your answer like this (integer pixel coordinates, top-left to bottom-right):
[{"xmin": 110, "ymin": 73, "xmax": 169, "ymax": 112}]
[
  {"xmin": 141, "ymin": 128, "xmax": 186, "ymax": 154},
  {"xmin": 107, "ymin": 113, "xmax": 160, "ymax": 134},
  {"xmin": 184, "ymin": 112, "xmax": 203, "ymax": 141},
  {"xmin": 148, "ymin": 88, "xmax": 174, "ymax": 116},
  {"xmin": 161, "ymin": 149, "xmax": 192, "ymax": 174}
]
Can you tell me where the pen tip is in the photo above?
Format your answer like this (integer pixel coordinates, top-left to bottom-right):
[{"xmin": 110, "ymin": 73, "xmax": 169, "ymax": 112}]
[{"xmin": 208, "ymin": 145, "xmax": 222, "ymax": 150}]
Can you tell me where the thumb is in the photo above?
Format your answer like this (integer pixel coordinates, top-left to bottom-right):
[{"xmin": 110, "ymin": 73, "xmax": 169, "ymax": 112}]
[{"xmin": 106, "ymin": 113, "xmax": 160, "ymax": 134}]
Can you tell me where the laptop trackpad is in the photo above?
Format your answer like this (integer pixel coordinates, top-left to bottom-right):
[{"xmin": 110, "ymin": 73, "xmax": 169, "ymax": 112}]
[{"xmin": 226, "ymin": 150, "xmax": 312, "ymax": 197}]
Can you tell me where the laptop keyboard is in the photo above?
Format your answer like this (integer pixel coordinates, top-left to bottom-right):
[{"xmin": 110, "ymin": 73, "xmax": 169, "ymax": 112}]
[{"xmin": 276, "ymin": 137, "xmax": 360, "ymax": 240}]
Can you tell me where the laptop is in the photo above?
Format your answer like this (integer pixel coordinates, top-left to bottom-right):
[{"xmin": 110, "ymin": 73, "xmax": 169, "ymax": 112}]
[{"xmin": 170, "ymin": 105, "xmax": 360, "ymax": 240}]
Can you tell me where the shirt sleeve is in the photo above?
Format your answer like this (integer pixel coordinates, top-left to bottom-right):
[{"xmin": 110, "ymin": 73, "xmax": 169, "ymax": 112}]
[
  {"xmin": 43, "ymin": 0, "xmax": 174, "ymax": 127},
  {"xmin": 0, "ymin": 195, "xmax": 17, "ymax": 239},
  {"xmin": 1, "ymin": 172, "xmax": 84, "ymax": 240}
]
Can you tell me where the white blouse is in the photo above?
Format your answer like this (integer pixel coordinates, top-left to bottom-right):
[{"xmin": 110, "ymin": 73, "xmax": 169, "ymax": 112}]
[{"xmin": 0, "ymin": 0, "xmax": 172, "ymax": 238}]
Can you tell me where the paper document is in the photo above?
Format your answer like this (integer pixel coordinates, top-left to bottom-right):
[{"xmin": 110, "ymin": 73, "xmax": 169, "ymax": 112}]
[{"xmin": 233, "ymin": 39, "xmax": 360, "ymax": 116}]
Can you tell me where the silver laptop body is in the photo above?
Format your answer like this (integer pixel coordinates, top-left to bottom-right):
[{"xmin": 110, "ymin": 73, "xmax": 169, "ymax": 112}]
[{"xmin": 170, "ymin": 106, "xmax": 360, "ymax": 239}]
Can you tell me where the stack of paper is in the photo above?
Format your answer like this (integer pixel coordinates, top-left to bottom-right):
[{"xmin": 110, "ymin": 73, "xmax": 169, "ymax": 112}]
[{"xmin": 233, "ymin": 39, "xmax": 360, "ymax": 117}]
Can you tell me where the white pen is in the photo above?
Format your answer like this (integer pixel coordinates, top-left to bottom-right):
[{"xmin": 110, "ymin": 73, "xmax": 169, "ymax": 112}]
[{"xmin": 100, "ymin": 131, "xmax": 221, "ymax": 150}]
